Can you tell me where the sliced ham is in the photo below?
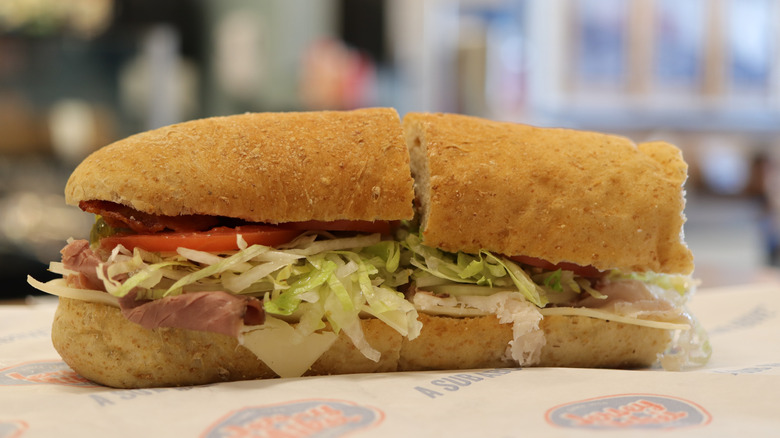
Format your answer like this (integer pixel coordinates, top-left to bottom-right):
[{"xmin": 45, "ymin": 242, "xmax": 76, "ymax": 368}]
[
  {"xmin": 60, "ymin": 239, "xmax": 265, "ymax": 337},
  {"xmin": 576, "ymin": 278, "xmax": 684, "ymax": 323},
  {"xmin": 119, "ymin": 290, "xmax": 265, "ymax": 337},
  {"xmin": 61, "ymin": 239, "xmax": 104, "ymax": 291},
  {"xmin": 578, "ymin": 279, "xmax": 672, "ymax": 312}
]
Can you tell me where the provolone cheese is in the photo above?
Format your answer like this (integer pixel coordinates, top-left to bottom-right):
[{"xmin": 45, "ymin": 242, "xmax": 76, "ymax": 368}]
[{"xmin": 239, "ymin": 316, "xmax": 338, "ymax": 378}]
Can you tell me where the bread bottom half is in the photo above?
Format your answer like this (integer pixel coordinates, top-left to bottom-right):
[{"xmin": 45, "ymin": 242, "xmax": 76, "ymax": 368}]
[{"xmin": 52, "ymin": 297, "xmax": 672, "ymax": 388}]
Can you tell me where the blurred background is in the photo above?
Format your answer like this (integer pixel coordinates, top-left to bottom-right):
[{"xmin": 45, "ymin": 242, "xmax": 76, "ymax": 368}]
[{"xmin": 2, "ymin": 0, "xmax": 779, "ymax": 299}]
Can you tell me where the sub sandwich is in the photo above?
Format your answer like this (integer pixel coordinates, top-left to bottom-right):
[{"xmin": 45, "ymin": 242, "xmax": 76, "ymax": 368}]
[
  {"xmin": 399, "ymin": 112, "xmax": 709, "ymax": 371},
  {"xmin": 28, "ymin": 108, "xmax": 710, "ymax": 388}
]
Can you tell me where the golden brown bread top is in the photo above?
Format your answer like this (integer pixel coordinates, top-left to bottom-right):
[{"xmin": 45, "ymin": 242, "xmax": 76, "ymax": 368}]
[
  {"xmin": 65, "ymin": 108, "xmax": 414, "ymax": 223},
  {"xmin": 404, "ymin": 112, "xmax": 694, "ymax": 274}
]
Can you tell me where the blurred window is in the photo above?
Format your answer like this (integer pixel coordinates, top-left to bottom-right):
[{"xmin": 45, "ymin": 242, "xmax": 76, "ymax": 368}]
[
  {"xmin": 654, "ymin": 0, "xmax": 705, "ymax": 89},
  {"xmin": 572, "ymin": 0, "xmax": 628, "ymax": 87},
  {"xmin": 726, "ymin": 0, "xmax": 773, "ymax": 92},
  {"xmin": 557, "ymin": 0, "xmax": 780, "ymax": 119}
]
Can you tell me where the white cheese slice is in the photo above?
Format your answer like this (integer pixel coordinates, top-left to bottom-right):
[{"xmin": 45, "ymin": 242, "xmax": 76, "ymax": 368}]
[
  {"xmin": 26, "ymin": 277, "xmax": 119, "ymax": 307},
  {"xmin": 539, "ymin": 307, "xmax": 691, "ymax": 330},
  {"xmin": 239, "ymin": 316, "xmax": 338, "ymax": 378}
]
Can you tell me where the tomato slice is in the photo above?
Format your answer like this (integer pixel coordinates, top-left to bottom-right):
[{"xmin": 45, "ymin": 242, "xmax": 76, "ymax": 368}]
[
  {"xmin": 281, "ymin": 220, "xmax": 396, "ymax": 235},
  {"xmin": 100, "ymin": 225, "xmax": 302, "ymax": 253},
  {"xmin": 508, "ymin": 255, "xmax": 606, "ymax": 278}
]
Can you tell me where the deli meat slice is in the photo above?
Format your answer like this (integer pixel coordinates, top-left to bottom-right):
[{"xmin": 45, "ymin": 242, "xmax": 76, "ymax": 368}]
[
  {"xmin": 119, "ymin": 290, "xmax": 265, "ymax": 337},
  {"xmin": 61, "ymin": 239, "xmax": 104, "ymax": 291},
  {"xmin": 61, "ymin": 239, "xmax": 266, "ymax": 337}
]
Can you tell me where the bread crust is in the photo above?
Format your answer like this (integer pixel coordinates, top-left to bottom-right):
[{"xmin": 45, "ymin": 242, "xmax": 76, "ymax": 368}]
[
  {"xmin": 52, "ymin": 298, "xmax": 671, "ymax": 388},
  {"xmin": 403, "ymin": 112, "xmax": 693, "ymax": 274},
  {"xmin": 52, "ymin": 111, "xmax": 687, "ymax": 388},
  {"xmin": 65, "ymin": 108, "xmax": 414, "ymax": 223}
]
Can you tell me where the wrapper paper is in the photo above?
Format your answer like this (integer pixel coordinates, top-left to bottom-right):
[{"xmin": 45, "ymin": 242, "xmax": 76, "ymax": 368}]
[{"xmin": 2, "ymin": 283, "xmax": 779, "ymax": 437}]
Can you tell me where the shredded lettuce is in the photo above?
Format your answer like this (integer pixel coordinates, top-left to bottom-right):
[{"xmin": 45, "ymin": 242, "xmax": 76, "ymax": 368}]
[
  {"xmin": 84, "ymin": 232, "xmax": 419, "ymax": 362},
  {"xmin": 540, "ymin": 269, "xmax": 563, "ymax": 292},
  {"xmin": 491, "ymin": 253, "xmax": 547, "ymax": 307},
  {"xmin": 399, "ymin": 231, "xmax": 696, "ymax": 310},
  {"xmin": 402, "ymin": 232, "xmax": 548, "ymax": 306},
  {"xmin": 164, "ymin": 245, "xmax": 271, "ymax": 297},
  {"xmin": 37, "ymin": 218, "xmax": 707, "ymax": 370},
  {"xmin": 264, "ymin": 259, "xmax": 337, "ymax": 315},
  {"xmin": 609, "ymin": 269, "xmax": 696, "ymax": 296}
]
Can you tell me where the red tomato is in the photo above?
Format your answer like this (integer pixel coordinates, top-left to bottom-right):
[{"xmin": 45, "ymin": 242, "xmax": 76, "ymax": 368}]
[
  {"xmin": 281, "ymin": 220, "xmax": 396, "ymax": 235},
  {"xmin": 508, "ymin": 255, "xmax": 606, "ymax": 278},
  {"xmin": 100, "ymin": 225, "xmax": 302, "ymax": 252}
]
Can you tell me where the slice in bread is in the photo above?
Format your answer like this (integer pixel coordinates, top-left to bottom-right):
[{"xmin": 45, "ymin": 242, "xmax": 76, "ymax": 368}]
[{"xmin": 403, "ymin": 112, "xmax": 693, "ymax": 274}]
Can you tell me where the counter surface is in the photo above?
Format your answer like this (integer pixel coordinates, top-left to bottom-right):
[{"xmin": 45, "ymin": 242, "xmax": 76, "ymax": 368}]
[{"xmin": 1, "ymin": 283, "xmax": 778, "ymax": 437}]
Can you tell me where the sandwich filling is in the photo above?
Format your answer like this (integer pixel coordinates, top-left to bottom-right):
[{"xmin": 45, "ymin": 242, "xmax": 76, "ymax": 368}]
[
  {"xmin": 398, "ymin": 225, "xmax": 710, "ymax": 370},
  {"xmin": 30, "ymin": 208, "xmax": 711, "ymax": 377},
  {"xmin": 32, "ymin": 208, "xmax": 421, "ymax": 377}
]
